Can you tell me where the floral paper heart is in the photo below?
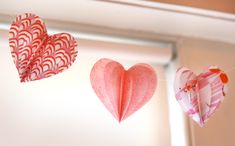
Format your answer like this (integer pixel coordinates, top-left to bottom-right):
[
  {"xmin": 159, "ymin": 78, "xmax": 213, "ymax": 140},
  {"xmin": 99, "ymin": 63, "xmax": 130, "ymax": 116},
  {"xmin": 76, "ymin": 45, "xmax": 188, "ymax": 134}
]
[
  {"xmin": 174, "ymin": 66, "xmax": 228, "ymax": 127},
  {"xmin": 9, "ymin": 13, "xmax": 78, "ymax": 82},
  {"xmin": 90, "ymin": 58, "xmax": 157, "ymax": 122}
]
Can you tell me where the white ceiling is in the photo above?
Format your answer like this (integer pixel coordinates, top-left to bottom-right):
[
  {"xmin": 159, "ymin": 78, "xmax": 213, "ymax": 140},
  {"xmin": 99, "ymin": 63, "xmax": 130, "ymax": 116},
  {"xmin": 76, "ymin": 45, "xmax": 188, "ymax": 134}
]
[{"xmin": 0, "ymin": 0, "xmax": 235, "ymax": 43}]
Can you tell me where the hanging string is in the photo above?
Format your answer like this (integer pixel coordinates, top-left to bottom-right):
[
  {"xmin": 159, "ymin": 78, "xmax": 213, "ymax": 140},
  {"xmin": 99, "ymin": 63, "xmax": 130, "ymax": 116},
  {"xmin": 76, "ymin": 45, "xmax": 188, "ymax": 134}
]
[
  {"xmin": 178, "ymin": 43, "xmax": 235, "ymax": 75},
  {"xmin": 225, "ymin": 66, "xmax": 235, "ymax": 74},
  {"xmin": 177, "ymin": 46, "xmax": 235, "ymax": 103},
  {"xmin": 156, "ymin": 46, "xmax": 235, "ymax": 87}
]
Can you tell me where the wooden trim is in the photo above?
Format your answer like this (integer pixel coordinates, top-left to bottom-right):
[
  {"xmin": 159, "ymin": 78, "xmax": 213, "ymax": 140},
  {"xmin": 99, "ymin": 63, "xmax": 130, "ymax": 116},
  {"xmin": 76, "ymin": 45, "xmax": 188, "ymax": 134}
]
[{"xmin": 150, "ymin": 0, "xmax": 235, "ymax": 14}]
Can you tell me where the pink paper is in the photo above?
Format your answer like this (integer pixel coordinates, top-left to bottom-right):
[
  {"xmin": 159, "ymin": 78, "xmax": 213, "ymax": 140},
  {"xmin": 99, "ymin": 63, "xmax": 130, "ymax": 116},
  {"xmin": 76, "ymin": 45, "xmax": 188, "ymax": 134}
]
[
  {"xmin": 9, "ymin": 13, "xmax": 78, "ymax": 82},
  {"xmin": 90, "ymin": 58, "xmax": 157, "ymax": 122},
  {"xmin": 174, "ymin": 66, "xmax": 228, "ymax": 127}
]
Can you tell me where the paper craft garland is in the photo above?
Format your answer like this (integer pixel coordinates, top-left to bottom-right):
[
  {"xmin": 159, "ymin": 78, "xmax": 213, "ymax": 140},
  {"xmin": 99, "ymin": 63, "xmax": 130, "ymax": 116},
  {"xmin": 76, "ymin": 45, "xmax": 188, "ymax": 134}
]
[
  {"xmin": 6, "ymin": 13, "xmax": 231, "ymax": 126},
  {"xmin": 9, "ymin": 13, "xmax": 78, "ymax": 82},
  {"xmin": 174, "ymin": 66, "xmax": 228, "ymax": 127},
  {"xmin": 90, "ymin": 58, "xmax": 157, "ymax": 122}
]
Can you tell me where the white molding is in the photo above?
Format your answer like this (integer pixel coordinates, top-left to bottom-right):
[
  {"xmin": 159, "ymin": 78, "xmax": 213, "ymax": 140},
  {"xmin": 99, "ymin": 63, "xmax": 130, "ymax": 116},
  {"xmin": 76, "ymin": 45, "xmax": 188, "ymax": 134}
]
[
  {"xmin": 0, "ymin": 24, "xmax": 173, "ymax": 65},
  {"xmin": 0, "ymin": 0, "xmax": 234, "ymax": 43}
]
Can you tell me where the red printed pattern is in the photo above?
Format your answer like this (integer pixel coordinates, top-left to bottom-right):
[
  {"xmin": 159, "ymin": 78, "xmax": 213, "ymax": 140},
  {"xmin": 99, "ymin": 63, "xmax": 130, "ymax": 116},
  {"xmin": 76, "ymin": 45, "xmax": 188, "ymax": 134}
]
[
  {"xmin": 9, "ymin": 13, "xmax": 78, "ymax": 82},
  {"xmin": 174, "ymin": 66, "xmax": 228, "ymax": 127}
]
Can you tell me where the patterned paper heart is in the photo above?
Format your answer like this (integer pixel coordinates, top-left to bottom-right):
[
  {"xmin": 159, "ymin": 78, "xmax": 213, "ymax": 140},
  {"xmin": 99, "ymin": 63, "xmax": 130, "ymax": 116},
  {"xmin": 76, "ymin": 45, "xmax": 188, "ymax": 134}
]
[
  {"xmin": 90, "ymin": 58, "xmax": 157, "ymax": 122},
  {"xmin": 9, "ymin": 13, "xmax": 78, "ymax": 82},
  {"xmin": 174, "ymin": 66, "xmax": 228, "ymax": 127}
]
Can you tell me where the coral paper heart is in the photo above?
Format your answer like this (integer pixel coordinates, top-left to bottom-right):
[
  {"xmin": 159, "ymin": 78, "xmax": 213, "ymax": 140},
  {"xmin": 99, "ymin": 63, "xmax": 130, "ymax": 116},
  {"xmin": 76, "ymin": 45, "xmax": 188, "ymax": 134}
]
[
  {"xmin": 9, "ymin": 13, "xmax": 78, "ymax": 82},
  {"xmin": 174, "ymin": 66, "xmax": 228, "ymax": 127},
  {"xmin": 90, "ymin": 59, "xmax": 157, "ymax": 122}
]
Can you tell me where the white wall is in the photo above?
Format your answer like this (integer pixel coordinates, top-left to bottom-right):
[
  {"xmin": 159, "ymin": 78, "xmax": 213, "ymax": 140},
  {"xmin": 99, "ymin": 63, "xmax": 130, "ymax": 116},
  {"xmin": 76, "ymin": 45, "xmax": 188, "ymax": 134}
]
[{"xmin": 0, "ymin": 30, "xmax": 171, "ymax": 146}]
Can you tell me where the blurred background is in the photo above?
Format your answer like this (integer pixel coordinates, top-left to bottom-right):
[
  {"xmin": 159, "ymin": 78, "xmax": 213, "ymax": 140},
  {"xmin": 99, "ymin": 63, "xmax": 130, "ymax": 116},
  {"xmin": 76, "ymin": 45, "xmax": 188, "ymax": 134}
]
[{"xmin": 0, "ymin": 0, "xmax": 235, "ymax": 146}]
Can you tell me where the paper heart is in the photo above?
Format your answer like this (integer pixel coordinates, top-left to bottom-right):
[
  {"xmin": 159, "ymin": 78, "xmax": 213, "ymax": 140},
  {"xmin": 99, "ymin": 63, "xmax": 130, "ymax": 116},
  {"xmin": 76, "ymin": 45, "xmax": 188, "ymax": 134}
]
[
  {"xmin": 174, "ymin": 66, "xmax": 228, "ymax": 127},
  {"xmin": 90, "ymin": 58, "xmax": 157, "ymax": 122},
  {"xmin": 9, "ymin": 13, "xmax": 78, "ymax": 82}
]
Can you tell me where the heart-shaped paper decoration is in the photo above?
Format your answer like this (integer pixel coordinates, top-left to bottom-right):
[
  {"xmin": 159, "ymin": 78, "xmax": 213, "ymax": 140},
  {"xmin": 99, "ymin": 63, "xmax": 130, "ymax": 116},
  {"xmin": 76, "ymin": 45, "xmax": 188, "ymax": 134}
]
[
  {"xmin": 90, "ymin": 58, "xmax": 157, "ymax": 122},
  {"xmin": 174, "ymin": 66, "xmax": 228, "ymax": 127},
  {"xmin": 9, "ymin": 13, "xmax": 78, "ymax": 82}
]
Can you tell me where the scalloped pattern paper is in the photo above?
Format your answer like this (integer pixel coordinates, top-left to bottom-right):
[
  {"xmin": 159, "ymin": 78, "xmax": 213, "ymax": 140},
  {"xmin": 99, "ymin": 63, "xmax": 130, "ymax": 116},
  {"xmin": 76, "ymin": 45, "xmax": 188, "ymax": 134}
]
[{"xmin": 9, "ymin": 13, "xmax": 78, "ymax": 82}]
